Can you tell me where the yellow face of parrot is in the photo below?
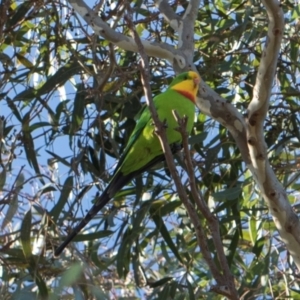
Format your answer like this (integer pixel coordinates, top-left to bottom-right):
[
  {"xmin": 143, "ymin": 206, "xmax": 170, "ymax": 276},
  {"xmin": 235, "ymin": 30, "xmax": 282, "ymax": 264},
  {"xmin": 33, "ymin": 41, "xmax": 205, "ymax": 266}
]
[{"xmin": 169, "ymin": 71, "xmax": 200, "ymax": 103}]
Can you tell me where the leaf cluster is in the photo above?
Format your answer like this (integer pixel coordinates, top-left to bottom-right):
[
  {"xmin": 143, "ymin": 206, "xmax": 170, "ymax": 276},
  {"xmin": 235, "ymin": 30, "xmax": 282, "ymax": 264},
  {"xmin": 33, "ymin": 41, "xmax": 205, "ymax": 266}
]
[{"xmin": 0, "ymin": 0, "xmax": 299, "ymax": 299}]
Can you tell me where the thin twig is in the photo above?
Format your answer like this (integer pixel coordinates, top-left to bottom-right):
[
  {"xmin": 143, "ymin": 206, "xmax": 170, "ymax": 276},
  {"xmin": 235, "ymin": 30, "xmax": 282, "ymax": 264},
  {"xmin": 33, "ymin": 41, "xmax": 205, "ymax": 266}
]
[{"xmin": 172, "ymin": 111, "xmax": 239, "ymax": 299}]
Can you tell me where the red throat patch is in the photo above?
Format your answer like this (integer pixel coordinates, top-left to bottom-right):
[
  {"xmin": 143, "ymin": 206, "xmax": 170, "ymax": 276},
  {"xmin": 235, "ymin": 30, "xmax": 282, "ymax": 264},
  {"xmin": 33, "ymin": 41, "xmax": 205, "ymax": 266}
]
[{"xmin": 174, "ymin": 90, "xmax": 195, "ymax": 103}]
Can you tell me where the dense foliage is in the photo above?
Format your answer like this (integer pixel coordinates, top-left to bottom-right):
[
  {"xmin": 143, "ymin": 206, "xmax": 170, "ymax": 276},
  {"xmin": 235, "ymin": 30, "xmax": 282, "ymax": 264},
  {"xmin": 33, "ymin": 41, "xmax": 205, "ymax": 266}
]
[{"xmin": 0, "ymin": 0, "xmax": 299, "ymax": 299}]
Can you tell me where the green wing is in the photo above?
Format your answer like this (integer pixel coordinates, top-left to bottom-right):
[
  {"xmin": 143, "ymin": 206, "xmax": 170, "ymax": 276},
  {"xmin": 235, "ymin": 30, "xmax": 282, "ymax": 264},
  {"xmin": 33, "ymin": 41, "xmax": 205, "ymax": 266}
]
[{"xmin": 113, "ymin": 104, "xmax": 151, "ymax": 175}]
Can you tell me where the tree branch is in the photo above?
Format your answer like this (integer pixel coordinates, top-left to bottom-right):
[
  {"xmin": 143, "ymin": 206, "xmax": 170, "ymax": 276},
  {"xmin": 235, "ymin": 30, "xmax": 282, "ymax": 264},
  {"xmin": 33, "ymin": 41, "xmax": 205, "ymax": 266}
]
[
  {"xmin": 179, "ymin": 0, "xmax": 200, "ymax": 51},
  {"xmin": 197, "ymin": 81, "xmax": 250, "ymax": 164},
  {"xmin": 245, "ymin": 0, "xmax": 300, "ymax": 269},
  {"xmin": 195, "ymin": 0, "xmax": 300, "ymax": 272},
  {"xmin": 173, "ymin": 111, "xmax": 239, "ymax": 299},
  {"xmin": 69, "ymin": 0, "xmax": 187, "ymax": 66},
  {"xmin": 154, "ymin": 0, "xmax": 182, "ymax": 31}
]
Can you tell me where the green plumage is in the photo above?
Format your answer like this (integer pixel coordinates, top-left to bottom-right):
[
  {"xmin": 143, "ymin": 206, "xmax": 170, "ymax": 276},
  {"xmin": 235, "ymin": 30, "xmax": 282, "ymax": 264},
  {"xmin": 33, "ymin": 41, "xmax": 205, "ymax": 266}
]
[
  {"xmin": 114, "ymin": 88, "xmax": 195, "ymax": 175},
  {"xmin": 54, "ymin": 72, "xmax": 198, "ymax": 256}
]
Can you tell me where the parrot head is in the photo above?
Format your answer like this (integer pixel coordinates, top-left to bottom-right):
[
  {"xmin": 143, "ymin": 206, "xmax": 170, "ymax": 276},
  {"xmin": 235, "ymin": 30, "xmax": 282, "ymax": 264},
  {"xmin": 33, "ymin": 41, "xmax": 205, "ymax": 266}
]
[{"xmin": 168, "ymin": 71, "xmax": 200, "ymax": 103}]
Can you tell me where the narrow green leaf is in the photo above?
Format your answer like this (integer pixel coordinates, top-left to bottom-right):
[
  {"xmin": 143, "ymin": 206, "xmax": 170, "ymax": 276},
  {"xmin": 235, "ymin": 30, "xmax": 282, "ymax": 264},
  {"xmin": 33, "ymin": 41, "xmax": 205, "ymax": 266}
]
[
  {"xmin": 38, "ymin": 184, "xmax": 57, "ymax": 195},
  {"xmin": 188, "ymin": 131, "xmax": 208, "ymax": 145},
  {"xmin": 46, "ymin": 150, "xmax": 71, "ymax": 167},
  {"xmin": 212, "ymin": 186, "xmax": 242, "ymax": 201},
  {"xmin": 32, "ymin": 204, "xmax": 46, "ymax": 216},
  {"xmin": 14, "ymin": 87, "xmax": 37, "ymax": 100},
  {"xmin": 4, "ymin": 125, "xmax": 14, "ymax": 138},
  {"xmin": 38, "ymin": 60, "xmax": 82, "ymax": 96},
  {"xmin": 252, "ymin": 236, "xmax": 265, "ymax": 258},
  {"xmin": 1, "ymin": 192, "xmax": 18, "ymax": 230},
  {"xmin": 3, "ymin": 173, "xmax": 25, "ymax": 229},
  {"xmin": 6, "ymin": 98, "xmax": 22, "ymax": 122},
  {"xmin": 22, "ymin": 113, "xmax": 44, "ymax": 183},
  {"xmin": 29, "ymin": 122, "xmax": 51, "ymax": 132},
  {"xmin": 159, "ymin": 200, "xmax": 182, "ymax": 216},
  {"xmin": 160, "ymin": 241, "xmax": 171, "ymax": 263},
  {"xmin": 227, "ymin": 229, "xmax": 239, "ymax": 267},
  {"xmin": 158, "ymin": 284, "xmax": 170, "ymax": 300},
  {"xmin": 150, "ymin": 207, "xmax": 183, "ymax": 264},
  {"xmin": 249, "ymin": 216, "xmax": 257, "ymax": 246},
  {"xmin": 204, "ymin": 143, "xmax": 221, "ymax": 171},
  {"xmin": 70, "ymin": 84, "xmax": 86, "ymax": 134},
  {"xmin": 117, "ymin": 226, "xmax": 136, "ymax": 278},
  {"xmin": 59, "ymin": 263, "xmax": 83, "ymax": 288},
  {"xmin": 132, "ymin": 253, "xmax": 145, "ymax": 287},
  {"xmin": 16, "ymin": 53, "xmax": 34, "ymax": 68},
  {"xmin": 148, "ymin": 277, "xmax": 173, "ymax": 288},
  {"xmin": 187, "ymin": 280, "xmax": 195, "ymax": 300},
  {"xmin": 88, "ymin": 146, "xmax": 100, "ymax": 172},
  {"xmin": 0, "ymin": 167, "xmax": 6, "ymax": 191},
  {"xmin": 50, "ymin": 176, "xmax": 73, "ymax": 223},
  {"xmin": 66, "ymin": 230, "xmax": 114, "ymax": 242},
  {"xmin": 99, "ymin": 148, "xmax": 106, "ymax": 175},
  {"xmin": 31, "ymin": 268, "xmax": 49, "ymax": 299},
  {"xmin": 20, "ymin": 209, "xmax": 32, "ymax": 260}
]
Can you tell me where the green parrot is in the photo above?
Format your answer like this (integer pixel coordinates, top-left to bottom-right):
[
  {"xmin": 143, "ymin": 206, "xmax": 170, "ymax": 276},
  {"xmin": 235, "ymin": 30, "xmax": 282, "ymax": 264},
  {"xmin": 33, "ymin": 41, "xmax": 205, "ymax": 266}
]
[{"xmin": 54, "ymin": 71, "xmax": 200, "ymax": 256}]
